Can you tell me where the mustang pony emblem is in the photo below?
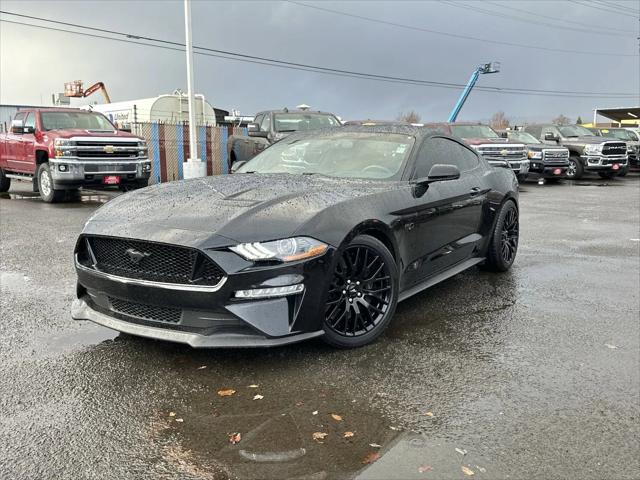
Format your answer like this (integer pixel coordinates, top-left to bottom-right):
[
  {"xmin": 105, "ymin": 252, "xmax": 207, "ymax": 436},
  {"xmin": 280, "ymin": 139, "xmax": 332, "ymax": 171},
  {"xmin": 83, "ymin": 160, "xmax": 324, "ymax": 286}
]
[{"xmin": 125, "ymin": 248, "xmax": 150, "ymax": 264}]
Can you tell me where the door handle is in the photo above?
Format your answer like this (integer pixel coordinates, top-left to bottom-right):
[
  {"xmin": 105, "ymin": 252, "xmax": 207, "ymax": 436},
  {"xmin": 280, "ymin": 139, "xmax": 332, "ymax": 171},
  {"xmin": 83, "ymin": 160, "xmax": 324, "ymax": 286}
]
[{"xmin": 469, "ymin": 187, "xmax": 481, "ymax": 196}]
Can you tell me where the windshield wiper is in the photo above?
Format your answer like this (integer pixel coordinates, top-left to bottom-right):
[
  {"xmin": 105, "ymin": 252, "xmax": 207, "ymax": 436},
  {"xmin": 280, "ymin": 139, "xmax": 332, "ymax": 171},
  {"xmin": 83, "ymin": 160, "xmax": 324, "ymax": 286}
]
[{"xmin": 277, "ymin": 129, "xmax": 297, "ymax": 133}]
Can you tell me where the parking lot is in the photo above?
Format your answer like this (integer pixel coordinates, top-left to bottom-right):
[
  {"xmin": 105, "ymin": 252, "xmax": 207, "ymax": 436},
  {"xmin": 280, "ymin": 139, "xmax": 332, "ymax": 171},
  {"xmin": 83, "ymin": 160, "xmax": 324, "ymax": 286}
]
[{"xmin": 1, "ymin": 175, "xmax": 639, "ymax": 480}]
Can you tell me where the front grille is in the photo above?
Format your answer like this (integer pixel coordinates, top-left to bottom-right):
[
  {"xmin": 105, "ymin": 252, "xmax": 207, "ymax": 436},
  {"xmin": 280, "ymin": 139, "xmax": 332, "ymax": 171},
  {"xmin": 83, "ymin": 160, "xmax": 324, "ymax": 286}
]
[
  {"xmin": 79, "ymin": 236, "xmax": 225, "ymax": 287},
  {"xmin": 76, "ymin": 150, "xmax": 139, "ymax": 159},
  {"xmin": 109, "ymin": 297, "xmax": 181, "ymax": 323},
  {"xmin": 601, "ymin": 142, "xmax": 627, "ymax": 156},
  {"xmin": 543, "ymin": 149, "xmax": 569, "ymax": 159},
  {"xmin": 476, "ymin": 145, "xmax": 527, "ymax": 161},
  {"xmin": 76, "ymin": 141, "xmax": 139, "ymax": 147},
  {"xmin": 84, "ymin": 164, "xmax": 137, "ymax": 173}
]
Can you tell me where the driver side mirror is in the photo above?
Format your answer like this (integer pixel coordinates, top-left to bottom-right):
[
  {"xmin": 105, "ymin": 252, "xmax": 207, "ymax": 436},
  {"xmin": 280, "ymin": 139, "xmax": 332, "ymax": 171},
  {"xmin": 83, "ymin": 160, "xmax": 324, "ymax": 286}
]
[
  {"xmin": 426, "ymin": 164, "xmax": 461, "ymax": 182},
  {"xmin": 544, "ymin": 132, "xmax": 559, "ymax": 142},
  {"xmin": 11, "ymin": 119, "xmax": 24, "ymax": 134},
  {"xmin": 247, "ymin": 122, "xmax": 268, "ymax": 138}
]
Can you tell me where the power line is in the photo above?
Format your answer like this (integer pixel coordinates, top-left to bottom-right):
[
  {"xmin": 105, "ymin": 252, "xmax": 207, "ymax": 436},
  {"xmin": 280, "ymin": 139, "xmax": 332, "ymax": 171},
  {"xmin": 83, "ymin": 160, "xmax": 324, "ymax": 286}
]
[
  {"xmin": 568, "ymin": 0, "xmax": 638, "ymax": 17},
  {"xmin": 442, "ymin": 0, "xmax": 633, "ymax": 37},
  {"xmin": 287, "ymin": 1, "xmax": 637, "ymax": 56},
  {"xmin": 592, "ymin": 0, "xmax": 640, "ymax": 14},
  {"xmin": 0, "ymin": 15, "xmax": 637, "ymax": 99},
  {"xmin": 484, "ymin": 0, "xmax": 635, "ymax": 33}
]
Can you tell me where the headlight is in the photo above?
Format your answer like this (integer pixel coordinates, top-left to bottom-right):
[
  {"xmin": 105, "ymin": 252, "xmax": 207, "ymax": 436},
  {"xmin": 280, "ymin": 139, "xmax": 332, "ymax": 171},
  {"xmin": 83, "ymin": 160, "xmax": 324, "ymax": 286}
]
[
  {"xmin": 527, "ymin": 150, "xmax": 542, "ymax": 159},
  {"xmin": 230, "ymin": 237, "xmax": 328, "ymax": 262},
  {"xmin": 584, "ymin": 144, "xmax": 602, "ymax": 155},
  {"xmin": 137, "ymin": 140, "xmax": 148, "ymax": 149}
]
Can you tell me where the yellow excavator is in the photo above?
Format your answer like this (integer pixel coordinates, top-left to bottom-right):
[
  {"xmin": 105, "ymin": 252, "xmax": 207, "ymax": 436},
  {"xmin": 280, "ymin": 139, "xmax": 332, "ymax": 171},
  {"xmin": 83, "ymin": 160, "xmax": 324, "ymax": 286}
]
[{"xmin": 64, "ymin": 80, "xmax": 111, "ymax": 103}]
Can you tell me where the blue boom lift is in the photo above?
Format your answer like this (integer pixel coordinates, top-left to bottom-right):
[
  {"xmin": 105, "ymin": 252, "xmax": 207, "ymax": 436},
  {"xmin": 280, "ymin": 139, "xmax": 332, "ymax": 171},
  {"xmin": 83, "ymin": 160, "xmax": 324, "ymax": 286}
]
[{"xmin": 448, "ymin": 62, "xmax": 501, "ymax": 123}]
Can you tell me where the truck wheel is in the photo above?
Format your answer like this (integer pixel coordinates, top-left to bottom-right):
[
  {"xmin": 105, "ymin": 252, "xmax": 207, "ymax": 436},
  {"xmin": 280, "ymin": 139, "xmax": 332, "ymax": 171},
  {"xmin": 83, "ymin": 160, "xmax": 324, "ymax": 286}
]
[
  {"xmin": 37, "ymin": 163, "xmax": 64, "ymax": 203},
  {"xmin": 567, "ymin": 156, "xmax": 583, "ymax": 180},
  {"xmin": 0, "ymin": 168, "xmax": 11, "ymax": 192}
]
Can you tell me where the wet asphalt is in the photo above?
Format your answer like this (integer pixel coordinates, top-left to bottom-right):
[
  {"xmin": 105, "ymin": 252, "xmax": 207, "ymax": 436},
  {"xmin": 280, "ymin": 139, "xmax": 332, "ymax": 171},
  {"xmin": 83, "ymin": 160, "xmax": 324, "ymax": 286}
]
[{"xmin": 0, "ymin": 175, "xmax": 638, "ymax": 480}]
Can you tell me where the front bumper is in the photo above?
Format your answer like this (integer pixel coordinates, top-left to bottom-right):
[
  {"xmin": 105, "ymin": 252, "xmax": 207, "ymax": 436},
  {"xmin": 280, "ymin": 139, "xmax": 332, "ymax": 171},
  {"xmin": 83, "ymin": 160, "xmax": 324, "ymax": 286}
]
[
  {"xmin": 72, "ymin": 244, "xmax": 335, "ymax": 348},
  {"xmin": 50, "ymin": 158, "xmax": 151, "ymax": 189},
  {"xmin": 580, "ymin": 155, "xmax": 628, "ymax": 171},
  {"xmin": 529, "ymin": 161, "xmax": 569, "ymax": 178}
]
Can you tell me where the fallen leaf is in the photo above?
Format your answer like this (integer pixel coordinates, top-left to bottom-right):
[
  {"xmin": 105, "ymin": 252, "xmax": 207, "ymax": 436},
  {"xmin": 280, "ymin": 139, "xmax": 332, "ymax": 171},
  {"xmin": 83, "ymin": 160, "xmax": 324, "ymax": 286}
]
[
  {"xmin": 331, "ymin": 413, "xmax": 343, "ymax": 422},
  {"xmin": 343, "ymin": 431, "xmax": 355, "ymax": 438},
  {"xmin": 369, "ymin": 443, "xmax": 382, "ymax": 448},
  {"xmin": 312, "ymin": 432, "xmax": 329, "ymax": 442},
  {"xmin": 197, "ymin": 365, "xmax": 207, "ymax": 370},
  {"xmin": 461, "ymin": 465, "xmax": 475, "ymax": 476},
  {"xmin": 248, "ymin": 384, "xmax": 259, "ymax": 388},
  {"xmin": 175, "ymin": 418, "xmax": 184, "ymax": 423},
  {"xmin": 253, "ymin": 394, "xmax": 264, "ymax": 400},
  {"xmin": 424, "ymin": 412, "xmax": 434, "ymax": 417},
  {"xmin": 168, "ymin": 412, "xmax": 176, "ymax": 417},
  {"xmin": 605, "ymin": 344, "xmax": 618, "ymax": 349},
  {"xmin": 362, "ymin": 452, "xmax": 380, "ymax": 464},
  {"xmin": 389, "ymin": 426, "xmax": 399, "ymax": 431},
  {"xmin": 229, "ymin": 432, "xmax": 241, "ymax": 444},
  {"xmin": 295, "ymin": 401, "xmax": 304, "ymax": 406},
  {"xmin": 455, "ymin": 448, "xmax": 467, "ymax": 456},
  {"xmin": 312, "ymin": 410, "xmax": 319, "ymax": 415},
  {"xmin": 418, "ymin": 464, "xmax": 433, "ymax": 473},
  {"xmin": 217, "ymin": 389, "xmax": 236, "ymax": 397}
]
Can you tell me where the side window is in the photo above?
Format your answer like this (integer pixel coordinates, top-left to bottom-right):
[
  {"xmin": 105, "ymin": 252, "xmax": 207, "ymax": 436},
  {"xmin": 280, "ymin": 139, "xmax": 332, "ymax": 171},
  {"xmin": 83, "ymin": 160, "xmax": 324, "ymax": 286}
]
[
  {"xmin": 14, "ymin": 112, "xmax": 26, "ymax": 122},
  {"xmin": 24, "ymin": 112, "xmax": 36, "ymax": 132},
  {"xmin": 454, "ymin": 142, "xmax": 480, "ymax": 171},
  {"xmin": 253, "ymin": 114, "xmax": 264, "ymax": 128},
  {"xmin": 260, "ymin": 114, "xmax": 271, "ymax": 132},
  {"xmin": 413, "ymin": 137, "xmax": 459, "ymax": 178}
]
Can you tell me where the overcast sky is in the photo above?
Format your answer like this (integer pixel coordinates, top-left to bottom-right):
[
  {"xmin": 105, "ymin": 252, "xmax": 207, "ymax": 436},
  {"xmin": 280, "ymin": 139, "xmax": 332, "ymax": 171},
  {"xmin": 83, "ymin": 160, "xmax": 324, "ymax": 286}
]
[{"xmin": 1, "ymin": 0, "xmax": 638, "ymax": 123}]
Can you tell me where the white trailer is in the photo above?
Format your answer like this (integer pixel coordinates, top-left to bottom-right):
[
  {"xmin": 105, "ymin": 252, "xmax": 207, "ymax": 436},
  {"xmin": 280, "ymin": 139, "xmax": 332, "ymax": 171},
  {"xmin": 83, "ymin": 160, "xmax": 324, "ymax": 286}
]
[{"xmin": 86, "ymin": 92, "xmax": 216, "ymax": 129}]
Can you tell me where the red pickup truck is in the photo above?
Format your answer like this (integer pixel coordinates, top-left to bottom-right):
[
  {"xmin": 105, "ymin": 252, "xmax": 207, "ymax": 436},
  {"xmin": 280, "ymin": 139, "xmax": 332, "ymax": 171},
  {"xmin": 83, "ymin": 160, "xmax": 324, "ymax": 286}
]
[{"xmin": 0, "ymin": 107, "xmax": 151, "ymax": 202}]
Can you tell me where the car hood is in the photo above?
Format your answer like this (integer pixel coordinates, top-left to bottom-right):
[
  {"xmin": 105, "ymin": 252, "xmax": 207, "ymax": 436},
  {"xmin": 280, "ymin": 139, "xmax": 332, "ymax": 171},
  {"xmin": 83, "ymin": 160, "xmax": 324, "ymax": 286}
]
[
  {"xmin": 83, "ymin": 174, "xmax": 405, "ymax": 248},
  {"xmin": 560, "ymin": 136, "xmax": 606, "ymax": 145},
  {"xmin": 46, "ymin": 129, "xmax": 141, "ymax": 140}
]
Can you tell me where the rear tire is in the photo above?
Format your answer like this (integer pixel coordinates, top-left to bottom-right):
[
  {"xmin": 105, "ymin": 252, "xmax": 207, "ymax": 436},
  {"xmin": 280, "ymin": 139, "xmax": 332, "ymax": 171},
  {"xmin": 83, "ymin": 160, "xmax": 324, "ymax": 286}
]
[
  {"xmin": 322, "ymin": 235, "xmax": 398, "ymax": 348},
  {"xmin": 567, "ymin": 156, "xmax": 583, "ymax": 180},
  {"xmin": 0, "ymin": 168, "xmax": 11, "ymax": 192},
  {"xmin": 483, "ymin": 200, "xmax": 519, "ymax": 272},
  {"xmin": 37, "ymin": 163, "xmax": 64, "ymax": 203}
]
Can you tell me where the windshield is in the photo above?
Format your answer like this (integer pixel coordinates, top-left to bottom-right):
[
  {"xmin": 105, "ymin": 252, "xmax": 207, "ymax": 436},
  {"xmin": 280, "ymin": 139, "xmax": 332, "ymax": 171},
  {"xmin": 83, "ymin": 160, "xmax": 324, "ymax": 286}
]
[
  {"xmin": 558, "ymin": 125, "xmax": 594, "ymax": 137},
  {"xmin": 273, "ymin": 113, "xmax": 341, "ymax": 133},
  {"xmin": 236, "ymin": 132, "xmax": 414, "ymax": 179},
  {"xmin": 450, "ymin": 125, "xmax": 499, "ymax": 139},
  {"xmin": 600, "ymin": 129, "xmax": 636, "ymax": 141},
  {"xmin": 40, "ymin": 111, "xmax": 116, "ymax": 131},
  {"xmin": 507, "ymin": 131, "xmax": 541, "ymax": 144}
]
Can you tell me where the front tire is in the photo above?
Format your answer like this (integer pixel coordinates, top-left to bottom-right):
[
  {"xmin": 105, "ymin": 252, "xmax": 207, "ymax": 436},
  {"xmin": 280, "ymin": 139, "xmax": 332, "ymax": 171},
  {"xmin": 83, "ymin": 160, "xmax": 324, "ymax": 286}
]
[
  {"xmin": 0, "ymin": 168, "xmax": 11, "ymax": 192},
  {"xmin": 322, "ymin": 235, "xmax": 398, "ymax": 348},
  {"xmin": 483, "ymin": 200, "xmax": 519, "ymax": 272},
  {"xmin": 567, "ymin": 156, "xmax": 583, "ymax": 180},
  {"xmin": 37, "ymin": 163, "xmax": 64, "ymax": 203}
]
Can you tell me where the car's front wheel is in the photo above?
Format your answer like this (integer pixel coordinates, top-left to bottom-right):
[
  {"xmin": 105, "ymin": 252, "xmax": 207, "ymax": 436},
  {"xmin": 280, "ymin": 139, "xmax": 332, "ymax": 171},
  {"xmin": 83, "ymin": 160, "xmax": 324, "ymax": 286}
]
[
  {"xmin": 483, "ymin": 200, "xmax": 519, "ymax": 272},
  {"xmin": 37, "ymin": 163, "xmax": 65, "ymax": 203},
  {"xmin": 322, "ymin": 235, "xmax": 398, "ymax": 348},
  {"xmin": 567, "ymin": 156, "xmax": 583, "ymax": 180}
]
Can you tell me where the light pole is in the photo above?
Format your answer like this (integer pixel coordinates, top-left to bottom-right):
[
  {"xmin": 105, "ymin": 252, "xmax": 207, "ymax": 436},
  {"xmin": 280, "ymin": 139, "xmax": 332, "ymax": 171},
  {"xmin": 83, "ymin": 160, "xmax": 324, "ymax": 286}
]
[{"xmin": 183, "ymin": 0, "xmax": 205, "ymax": 179}]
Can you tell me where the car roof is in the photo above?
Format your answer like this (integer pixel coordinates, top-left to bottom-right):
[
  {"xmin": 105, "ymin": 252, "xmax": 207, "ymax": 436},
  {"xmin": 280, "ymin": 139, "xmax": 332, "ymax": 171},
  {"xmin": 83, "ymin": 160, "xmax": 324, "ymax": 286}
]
[{"xmin": 259, "ymin": 109, "xmax": 338, "ymax": 116}]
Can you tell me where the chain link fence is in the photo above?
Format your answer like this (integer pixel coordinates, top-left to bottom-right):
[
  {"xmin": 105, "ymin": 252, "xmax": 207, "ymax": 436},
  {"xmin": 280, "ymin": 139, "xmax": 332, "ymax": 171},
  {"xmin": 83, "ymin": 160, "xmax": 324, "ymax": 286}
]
[{"xmin": 131, "ymin": 122, "xmax": 246, "ymax": 184}]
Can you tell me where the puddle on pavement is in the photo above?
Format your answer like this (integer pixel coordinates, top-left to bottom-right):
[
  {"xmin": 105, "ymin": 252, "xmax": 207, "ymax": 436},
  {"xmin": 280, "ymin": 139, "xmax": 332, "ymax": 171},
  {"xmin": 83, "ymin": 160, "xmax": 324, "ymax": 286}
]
[
  {"xmin": 148, "ymin": 385, "xmax": 498, "ymax": 480},
  {"xmin": 32, "ymin": 323, "xmax": 118, "ymax": 355}
]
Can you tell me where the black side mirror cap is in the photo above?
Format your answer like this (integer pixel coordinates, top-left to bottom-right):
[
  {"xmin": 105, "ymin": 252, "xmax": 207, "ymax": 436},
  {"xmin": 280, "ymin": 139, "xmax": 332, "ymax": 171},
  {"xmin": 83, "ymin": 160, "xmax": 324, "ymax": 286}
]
[{"xmin": 544, "ymin": 132, "xmax": 558, "ymax": 141}]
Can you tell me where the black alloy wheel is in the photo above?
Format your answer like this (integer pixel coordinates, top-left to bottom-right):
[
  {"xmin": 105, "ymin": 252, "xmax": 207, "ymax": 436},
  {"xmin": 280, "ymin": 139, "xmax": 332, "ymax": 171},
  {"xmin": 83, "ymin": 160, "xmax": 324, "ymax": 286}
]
[
  {"xmin": 483, "ymin": 200, "xmax": 519, "ymax": 272},
  {"xmin": 322, "ymin": 235, "xmax": 398, "ymax": 348}
]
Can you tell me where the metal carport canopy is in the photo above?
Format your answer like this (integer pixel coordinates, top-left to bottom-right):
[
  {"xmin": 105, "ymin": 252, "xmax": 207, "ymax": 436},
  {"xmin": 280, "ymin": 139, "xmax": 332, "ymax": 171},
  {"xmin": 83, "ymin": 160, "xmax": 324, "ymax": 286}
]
[{"xmin": 594, "ymin": 107, "xmax": 640, "ymax": 123}]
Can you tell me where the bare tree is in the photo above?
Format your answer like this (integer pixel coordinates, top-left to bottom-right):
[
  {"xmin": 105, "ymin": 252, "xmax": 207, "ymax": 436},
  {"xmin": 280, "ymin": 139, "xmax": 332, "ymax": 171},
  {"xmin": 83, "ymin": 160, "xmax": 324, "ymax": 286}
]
[
  {"xmin": 490, "ymin": 111, "xmax": 509, "ymax": 130},
  {"xmin": 552, "ymin": 114, "xmax": 571, "ymax": 125},
  {"xmin": 397, "ymin": 110, "xmax": 421, "ymax": 124}
]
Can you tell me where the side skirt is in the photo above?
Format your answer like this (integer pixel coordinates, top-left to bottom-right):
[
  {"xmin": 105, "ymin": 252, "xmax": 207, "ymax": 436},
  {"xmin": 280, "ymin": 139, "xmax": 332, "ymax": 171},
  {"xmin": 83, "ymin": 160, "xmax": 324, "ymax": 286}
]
[{"xmin": 398, "ymin": 257, "xmax": 484, "ymax": 302}]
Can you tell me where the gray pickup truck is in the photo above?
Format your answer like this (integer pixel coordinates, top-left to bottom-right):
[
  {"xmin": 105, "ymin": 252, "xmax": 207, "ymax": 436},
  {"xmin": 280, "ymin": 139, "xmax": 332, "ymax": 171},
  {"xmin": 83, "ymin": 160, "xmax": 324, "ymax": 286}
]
[
  {"xmin": 523, "ymin": 124, "xmax": 628, "ymax": 179},
  {"xmin": 227, "ymin": 109, "xmax": 341, "ymax": 169}
]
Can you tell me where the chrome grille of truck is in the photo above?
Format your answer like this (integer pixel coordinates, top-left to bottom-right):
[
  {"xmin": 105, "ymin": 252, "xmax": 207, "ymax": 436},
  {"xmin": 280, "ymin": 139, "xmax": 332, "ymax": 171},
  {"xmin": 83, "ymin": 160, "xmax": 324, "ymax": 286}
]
[
  {"xmin": 475, "ymin": 144, "xmax": 527, "ymax": 161},
  {"xmin": 77, "ymin": 236, "xmax": 226, "ymax": 287},
  {"xmin": 84, "ymin": 164, "xmax": 137, "ymax": 173},
  {"xmin": 542, "ymin": 149, "xmax": 569, "ymax": 159},
  {"xmin": 601, "ymin": 142, "xmax": 627, "ymax": 156}
]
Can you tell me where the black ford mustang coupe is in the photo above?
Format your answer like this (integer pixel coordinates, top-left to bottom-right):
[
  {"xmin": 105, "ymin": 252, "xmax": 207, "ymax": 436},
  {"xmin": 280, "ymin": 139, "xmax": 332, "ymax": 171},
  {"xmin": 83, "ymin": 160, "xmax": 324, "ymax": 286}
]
[{"xmin": 72, "ymin": 126, "xmax": 519, "ymax": 348}]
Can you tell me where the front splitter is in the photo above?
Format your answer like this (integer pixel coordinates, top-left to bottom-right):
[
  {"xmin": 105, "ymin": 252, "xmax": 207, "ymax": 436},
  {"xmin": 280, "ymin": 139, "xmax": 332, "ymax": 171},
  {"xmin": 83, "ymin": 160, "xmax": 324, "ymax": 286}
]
[{"xmin": 71, "ymin": 299, "xmax": 324, "ymax": 348}]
